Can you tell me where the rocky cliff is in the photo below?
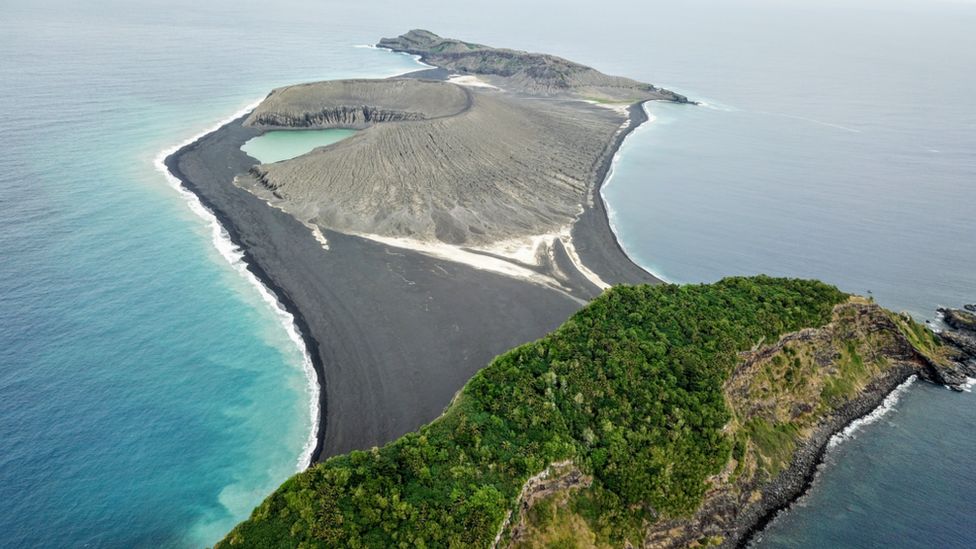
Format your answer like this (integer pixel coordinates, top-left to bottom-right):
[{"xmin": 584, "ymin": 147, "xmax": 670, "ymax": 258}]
[
  {"xmin": 244, "ymin": 79, "xmax": 469, "ymax": 129},
  {"xmin": 938, "ymin": 308, "xmax": 976, "ymax": 371},
  {"xmin": 378, "ymin": 29, "xmax": 691, "ymax": 103},
  {"xmin": 507, "ymin": 300, "xmax": 973, "ymax": 548}
]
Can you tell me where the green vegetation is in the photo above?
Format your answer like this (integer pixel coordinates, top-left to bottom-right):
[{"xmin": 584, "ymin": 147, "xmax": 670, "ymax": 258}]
[
  {"xmin": 722, "ymin": 296, "xmax": 950, "ymax": 490},
  {"xmin": 219, "ymin": 276, "xmax": 847, "ymax": 548},
  {"xmin": 889, "ymin": 309, "xmax": 942, "ymax": 358},
  {"xmin": 743, "ymin": 419, "xmax": 799, "ymax": 475}
]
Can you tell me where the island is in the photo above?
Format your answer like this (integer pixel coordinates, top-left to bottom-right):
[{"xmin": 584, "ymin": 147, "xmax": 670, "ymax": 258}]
[
  {"xmin": 218, "ymin": 277, "xmax": 973, "ymax": 547},
  {"xmin": 165, "ymin": 30, "xmax": 679, "ymax": 463},
  {"xmin": 164, "ymin": 31, "xmax": 976, "ymax": 547}
]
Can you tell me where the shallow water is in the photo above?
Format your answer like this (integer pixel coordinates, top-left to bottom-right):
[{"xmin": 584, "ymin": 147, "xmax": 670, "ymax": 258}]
[
  {"xmin": 241, "ymin": 129, "xmax": 356, "ymax": 164},
  {"xmin": 1, "ymin": 1, "xmax": 973, "ymax": 547}
]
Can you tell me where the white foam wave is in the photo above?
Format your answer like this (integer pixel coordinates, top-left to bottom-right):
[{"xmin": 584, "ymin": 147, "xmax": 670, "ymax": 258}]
[
  {"xmin": 599, "ymin": 102, "xmax": 674, "ymax": 284},
  {"xmin": 153, "ymin": 100, "xmax": 320, "ymax": 471},
  {"xmin": 827, "ymin": 375, "xmax": 917, "ymax": 450},
  {"xmin": 962, "ymin": 377, "xmax": 976, "ymax": 393}
]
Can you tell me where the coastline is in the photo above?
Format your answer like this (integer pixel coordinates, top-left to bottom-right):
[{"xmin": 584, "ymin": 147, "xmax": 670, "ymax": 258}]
[
  {"xmin": 161, "ymin": 87, "xmax": 666, "ymax": 466},
  {"xmin": 598, "ymin": 101, "xmax": 674, "ymax": 284},
  {"xmin": 736, "ymin": 365, "xmax": 921, "ymax": 547},
  {"xmin": 157, "ymin": 62, "xmax": 966, "ymax": 549},
  {"xmin": 569, "ymin": 100, "xmax": 665, "ymax": 286},
  {"xmin": 154, "ymin": 61, "xmax": 445, "ymax": 468},
  {"xmin": 163, "ymin": 113, "xmax": 588, "ymax": 464},
  {"xmin": 156, "ymin": 85, "xmax": 917, "ymax": 549},
  {"xmin": 159, "ymin": 113, "xmax": 327, "ymax": 466}
]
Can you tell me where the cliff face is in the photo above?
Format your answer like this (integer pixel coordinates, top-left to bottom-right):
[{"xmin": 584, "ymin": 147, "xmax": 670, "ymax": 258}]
[
  {"xmin": 244, "ymin": 79, "xmax": 469, "ymax": 129},
  {"xmin": 938, "ymin": 308, "xmax": 976, "ymax": 374},
  {"xmin": 378, "ymin": 29, "xmax": 691, "ymax": 103},
  {"xmin": 941, "ymin": 307, "xmax": 976, "ymax": 333}
]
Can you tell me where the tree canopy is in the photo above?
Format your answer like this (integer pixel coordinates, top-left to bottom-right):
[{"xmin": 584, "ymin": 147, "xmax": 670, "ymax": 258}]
[{"xmin": 219, "ymin": 276, "xmax": 847, "ymax": 548}]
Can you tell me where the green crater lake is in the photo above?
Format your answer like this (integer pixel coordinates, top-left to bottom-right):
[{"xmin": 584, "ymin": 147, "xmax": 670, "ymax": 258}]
[{"xmin": 242, "ymin": 129, "xmax": 355, "ymax": 163}]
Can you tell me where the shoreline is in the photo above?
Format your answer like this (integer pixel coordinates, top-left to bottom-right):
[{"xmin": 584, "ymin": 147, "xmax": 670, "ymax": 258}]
[
  {"xmin": 163, "ymin": 113, "xmax": 586, "ymax": 463},
  {"xmin": 598, "ymin": 101, "xmax": 674, "ymax": 284},
  {"xmin": 156, "ymin": 63, "xmax": 957, "ymax": 549},
  {"xmin": 162, "ymin": 85, "xmax": 666, "ymax": 467},
  {"xmin": 569, "ymin": 100, "xmax": 665, "ymax": 286},
  {"xmin": 153, "ymin": 56, "xmax": 465, "ymax": 469},
  {"xmin": 736, "ymin": 366, "xmax": 921, "ymax": 547},
  {"xmin": 597, "ymin": 100, "xmax": 668, "ymax": 283}
]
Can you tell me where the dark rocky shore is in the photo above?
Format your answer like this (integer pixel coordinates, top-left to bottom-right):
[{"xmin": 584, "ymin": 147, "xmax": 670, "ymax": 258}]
[
  {"xmin": 734, "ymin": 317, "xmax": 976, "ymax": 548},
  {"xmin": 733, "ymin": 363, "xmax": 919, "ymax": 548},
  {"xmin": 639, "ymin": 302, "xmax": 976, "ymax": 549}
]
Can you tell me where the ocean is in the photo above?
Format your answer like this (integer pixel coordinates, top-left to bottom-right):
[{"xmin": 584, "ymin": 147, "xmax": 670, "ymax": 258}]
[{"xmin": 0, "ymin": 0, "xmax": 972, "ymax": 547}]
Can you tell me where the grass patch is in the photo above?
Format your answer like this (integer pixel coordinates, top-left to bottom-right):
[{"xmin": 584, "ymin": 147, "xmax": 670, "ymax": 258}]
[{"xmin": 744, "ymin": 419, "xmax": 799, "ymax": 475}]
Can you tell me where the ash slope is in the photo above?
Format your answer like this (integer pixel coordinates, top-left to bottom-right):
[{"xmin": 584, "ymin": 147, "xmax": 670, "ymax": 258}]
[
  {"xmin": 240, "ymin": 31, "xmax": 689, "ymax": 248},
  {"xmin": 243, "ymin": 80, "xmax": 624, "ymax": 245}
]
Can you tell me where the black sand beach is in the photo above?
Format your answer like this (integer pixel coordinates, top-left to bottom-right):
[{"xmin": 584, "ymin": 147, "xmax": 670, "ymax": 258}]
[
  {"xmin": 165, "ymin": 102, "xmax": 660, "ymax": 462},
  {"xmin": 164, "ymin": 35, "xmax": 680, "ymax": 464},
  {"xmin": 572, "ymin": 101, "xmax": 661, "ymax": 286}
]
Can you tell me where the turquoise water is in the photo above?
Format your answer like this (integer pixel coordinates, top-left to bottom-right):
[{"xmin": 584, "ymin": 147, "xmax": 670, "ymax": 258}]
[
  {"xmin": 0, "ymin": 4, "xmax": 423, "ymax": 547},
  {"xmin": 2, "ymin": 1, "xmax": 974, "ymax": 547},
  {"xmin": 241, "ymin": 130, "xmax": 356, "ymax": 164}
]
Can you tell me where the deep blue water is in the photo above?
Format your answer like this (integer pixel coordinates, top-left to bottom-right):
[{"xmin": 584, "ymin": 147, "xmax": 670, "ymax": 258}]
[{"xmin": 1, "ymin": 1, "xmax": 973, "ymax": 547}]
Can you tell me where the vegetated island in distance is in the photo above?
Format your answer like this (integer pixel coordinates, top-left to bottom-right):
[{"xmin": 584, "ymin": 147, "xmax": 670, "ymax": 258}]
[{"xmin": 162, "ymin": 30, "xmax": 976, "ymax": 547}]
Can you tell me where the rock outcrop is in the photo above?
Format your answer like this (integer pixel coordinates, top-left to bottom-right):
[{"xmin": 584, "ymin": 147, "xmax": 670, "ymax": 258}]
[
  {"xmin": 940, "ymin": 307, "xmax": 976, "ymax": 333},
  {"xmin": 938, "ymin": 308, "xmax": 976, "ymax": 369},
  {"xmin": 641, "ymin": 302, "xmax": 960, "ymax": 547},
  {"xmin": 244, "ymin": 79, "xmax": 469, "ymax": 129},
  {"xmin": 378, "ymin": 29, "xmax": 691, "ymax": 103},
  {"xmin": 941, "ymin": 330, "xmax": 976, "ymax": 359}
]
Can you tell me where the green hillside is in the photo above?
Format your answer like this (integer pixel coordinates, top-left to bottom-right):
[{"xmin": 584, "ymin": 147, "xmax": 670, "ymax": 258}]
[{"xmin": 218, "ymin": 276, "xmax": 852, "ymax": 548}]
